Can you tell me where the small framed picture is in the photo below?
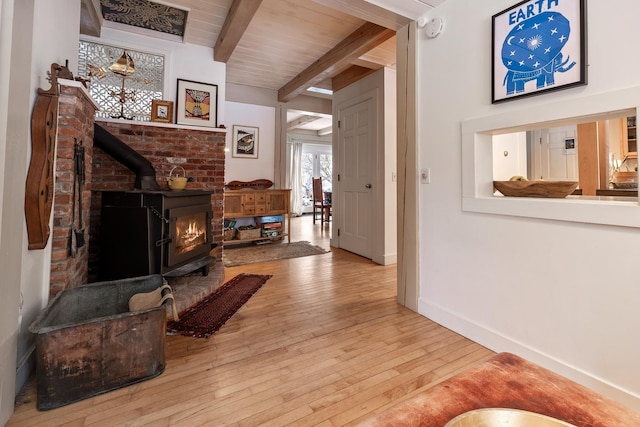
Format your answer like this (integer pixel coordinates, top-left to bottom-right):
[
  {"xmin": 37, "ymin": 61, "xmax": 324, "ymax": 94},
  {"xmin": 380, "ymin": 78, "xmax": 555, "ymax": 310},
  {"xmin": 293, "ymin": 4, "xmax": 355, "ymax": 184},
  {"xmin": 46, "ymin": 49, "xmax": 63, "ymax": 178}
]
[
  {"xmin": 176, "ymin": 79, "xmax": 218, "ymax": 127},
  {"xmin": 564, "ymin": 137, "xmax": 576, "ymax": 154},
  {"xmin": 150, "ymin": 100, "xmax": 173, "ymax": 123},
  {"xmin": 491, "ymin": 0, "xmax": 587, "ymax": 103},
  {"xmin": 232, "ymin": 125, "xmax": 259, "ymax": 159}
]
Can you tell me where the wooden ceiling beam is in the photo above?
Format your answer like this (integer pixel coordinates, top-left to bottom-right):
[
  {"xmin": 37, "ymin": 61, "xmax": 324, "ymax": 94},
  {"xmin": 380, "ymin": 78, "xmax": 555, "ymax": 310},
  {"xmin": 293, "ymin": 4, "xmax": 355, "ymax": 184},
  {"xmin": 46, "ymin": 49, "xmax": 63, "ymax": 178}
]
[
  {"xmin": 332, "ymin": 65, "xmax": 378, "ymax": 93},
  {"xmin": 317, "ymin": 126, "xmax": 333, "ymax": 136},
  {"xmin": 277, "ymin": 22, "xmax": 395, "ymax": 103},
  {"xmin": 351, "ymin": 58, "xmax": 386, "ymax": 70},
  {"xmin": 214, "ymin": 0, "xmax": 263, "ymax": 63},
  {"xmin": 287, "ymin": 115, "xmax": 322, "ymax": 130},
  {"xmin": 310, "ymin": 0, "xmax": 411, "ymax": 30}
]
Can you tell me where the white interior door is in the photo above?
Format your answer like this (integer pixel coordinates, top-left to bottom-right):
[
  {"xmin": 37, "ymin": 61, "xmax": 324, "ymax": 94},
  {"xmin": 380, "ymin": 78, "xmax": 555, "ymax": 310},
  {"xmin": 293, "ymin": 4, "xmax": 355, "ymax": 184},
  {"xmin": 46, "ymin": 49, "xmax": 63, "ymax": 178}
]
[
  {"xmin": 338, "ymin": 98, "xmax": 374, "ymax": 258},
  {"xmin": 492, "ymin": 132, "xmax": 527, "ymax": 180},
  {"xmin": 538, "ymin": 126, "xmax": 578, "ymax": 181}
]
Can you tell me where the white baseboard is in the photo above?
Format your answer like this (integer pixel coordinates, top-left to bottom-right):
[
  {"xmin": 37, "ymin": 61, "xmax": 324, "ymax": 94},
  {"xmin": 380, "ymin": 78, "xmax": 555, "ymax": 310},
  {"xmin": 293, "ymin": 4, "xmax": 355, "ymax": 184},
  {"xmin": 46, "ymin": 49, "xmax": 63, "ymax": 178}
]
[
  {"xmin": 419, "ymin": 298, "xmax": 640, "ymax": 412},
  {"xmin": 374, "ymin": 252, "xmax": 397, "ymax": 265}
]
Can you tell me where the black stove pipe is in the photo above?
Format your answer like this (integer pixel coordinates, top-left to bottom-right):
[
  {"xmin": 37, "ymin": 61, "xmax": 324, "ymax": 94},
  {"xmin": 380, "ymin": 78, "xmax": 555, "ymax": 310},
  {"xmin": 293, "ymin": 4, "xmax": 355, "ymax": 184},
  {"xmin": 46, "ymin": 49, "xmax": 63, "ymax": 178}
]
[{"xmin": 93, "ymin": 123, "xmax": 161, "ymax": 190}]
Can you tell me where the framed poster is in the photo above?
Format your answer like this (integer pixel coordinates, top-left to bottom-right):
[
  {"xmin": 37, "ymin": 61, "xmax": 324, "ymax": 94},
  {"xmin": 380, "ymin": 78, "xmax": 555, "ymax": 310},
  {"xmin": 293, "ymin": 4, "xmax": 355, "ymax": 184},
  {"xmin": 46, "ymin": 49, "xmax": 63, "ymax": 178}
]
[
  {"xmin": 150, "ymin": 100, "xmax": 173, "ymax": 123},
  {"xmin": 232, "ymin": 125, "xmax": 259, "ymax": 159},
  {"xmin": 492, "ymin": 0, "xmax": 587, "ymax": 103},
  {"xmin": 176, "ymin": 79, "xmax": 218, "ymax": 127}
]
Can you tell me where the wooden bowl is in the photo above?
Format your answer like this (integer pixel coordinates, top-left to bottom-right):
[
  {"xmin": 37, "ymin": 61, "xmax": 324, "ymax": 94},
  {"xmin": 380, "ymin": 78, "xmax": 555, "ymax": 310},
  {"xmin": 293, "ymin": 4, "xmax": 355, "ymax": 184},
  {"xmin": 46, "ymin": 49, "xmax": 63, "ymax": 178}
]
[
  {"xmin": 493, "ymin": 180, "xmax": 578, "ymax": 198},
  {"xmin": 446, "ymin": 408, "xmax": 575, "ymax": 427},
  {"xmin": 613, "ymin": 170, "xmax": 637, "ymax": 183}
]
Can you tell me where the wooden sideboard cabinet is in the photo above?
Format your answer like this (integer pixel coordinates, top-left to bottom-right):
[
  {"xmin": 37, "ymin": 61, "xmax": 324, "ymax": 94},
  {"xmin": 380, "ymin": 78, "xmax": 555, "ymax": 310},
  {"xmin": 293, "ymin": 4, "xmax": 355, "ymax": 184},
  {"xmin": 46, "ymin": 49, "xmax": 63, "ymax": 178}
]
[{"xmin": 224, "ymin": 189, "xmax": 291, "ymax": 244}]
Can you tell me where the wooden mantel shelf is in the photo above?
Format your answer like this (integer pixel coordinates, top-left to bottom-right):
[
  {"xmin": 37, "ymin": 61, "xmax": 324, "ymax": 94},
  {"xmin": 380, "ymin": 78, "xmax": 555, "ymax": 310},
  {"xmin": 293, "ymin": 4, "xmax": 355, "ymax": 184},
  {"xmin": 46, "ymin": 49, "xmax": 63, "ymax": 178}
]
[{"xmin": 96, "ymin": 118, "xmax": 229, "ymax": 133}]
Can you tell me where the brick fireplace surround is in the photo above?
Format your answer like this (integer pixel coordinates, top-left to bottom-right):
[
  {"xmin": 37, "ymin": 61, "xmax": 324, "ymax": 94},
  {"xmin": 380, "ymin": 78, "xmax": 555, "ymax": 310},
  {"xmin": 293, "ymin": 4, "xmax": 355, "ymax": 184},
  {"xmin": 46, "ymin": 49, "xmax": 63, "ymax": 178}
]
[{"xmin": 50, "ymin": 80, "xmax": 225, "ymax": 308}]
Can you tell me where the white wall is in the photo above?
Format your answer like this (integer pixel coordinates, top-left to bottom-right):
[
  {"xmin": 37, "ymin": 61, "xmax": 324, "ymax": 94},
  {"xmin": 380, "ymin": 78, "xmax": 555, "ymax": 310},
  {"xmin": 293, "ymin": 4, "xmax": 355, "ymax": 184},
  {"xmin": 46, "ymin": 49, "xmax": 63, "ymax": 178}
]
[
  {"xmin": 83, "ymin": 27, "xmax": 227, "ymax": 125},
  {"xmin": 224, "ymin": 101, "xmax": 276, "ymax": 183},
  {"xmin": 18, "ymin": 0, "xmax": 81, "ymax": 387},
  {"xmin": 416, "ymin": 0, "xmax": 640, "ymax": 409},
  {"xmin": 0, "ymin": 2, "xmax": 18, "ymax": 423},
  {"xmin": 0, "ymin": 0, "xmax": 81, "ymax": 423}
]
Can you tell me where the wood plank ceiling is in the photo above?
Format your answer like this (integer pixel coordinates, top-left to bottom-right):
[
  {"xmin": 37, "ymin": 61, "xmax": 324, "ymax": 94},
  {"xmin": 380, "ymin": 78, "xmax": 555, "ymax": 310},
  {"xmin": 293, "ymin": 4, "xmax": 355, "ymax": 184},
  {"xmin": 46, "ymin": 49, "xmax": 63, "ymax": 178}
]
[{"xmin": 81, "ymin": 0, "xmax": 446, "ymax": 128}]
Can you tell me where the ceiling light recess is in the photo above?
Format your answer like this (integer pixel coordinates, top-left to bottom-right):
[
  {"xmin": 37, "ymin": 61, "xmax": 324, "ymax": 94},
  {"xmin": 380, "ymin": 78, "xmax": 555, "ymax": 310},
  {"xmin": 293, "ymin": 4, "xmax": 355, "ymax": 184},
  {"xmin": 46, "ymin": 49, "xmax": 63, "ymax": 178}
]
[{"xmin": 307, "ymin": 87, "xmax": 333, "ymax": 95}]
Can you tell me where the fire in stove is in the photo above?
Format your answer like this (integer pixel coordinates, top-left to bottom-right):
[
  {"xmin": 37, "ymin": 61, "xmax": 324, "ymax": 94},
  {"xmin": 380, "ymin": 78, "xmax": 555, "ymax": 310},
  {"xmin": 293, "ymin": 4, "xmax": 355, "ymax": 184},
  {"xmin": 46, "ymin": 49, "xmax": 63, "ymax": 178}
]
[{"xmin": 175, "ymin": 214, "xmax": 207, "ymax": 254}]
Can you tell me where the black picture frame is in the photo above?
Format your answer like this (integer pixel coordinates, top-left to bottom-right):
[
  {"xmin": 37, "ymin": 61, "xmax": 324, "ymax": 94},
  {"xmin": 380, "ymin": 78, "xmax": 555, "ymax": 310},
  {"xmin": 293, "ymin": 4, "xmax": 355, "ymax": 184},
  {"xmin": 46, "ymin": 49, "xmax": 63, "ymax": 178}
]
[
  {"xmin": 491, "ymin": 0, "xmax": 587, "ymax": 104},
  {"xmin": 231, "ymin": 125, "xmax": 259, "ymax": 159},
  {"xmin": 176, "ymin": 79, "xmax": 218, "ymax": 127}
]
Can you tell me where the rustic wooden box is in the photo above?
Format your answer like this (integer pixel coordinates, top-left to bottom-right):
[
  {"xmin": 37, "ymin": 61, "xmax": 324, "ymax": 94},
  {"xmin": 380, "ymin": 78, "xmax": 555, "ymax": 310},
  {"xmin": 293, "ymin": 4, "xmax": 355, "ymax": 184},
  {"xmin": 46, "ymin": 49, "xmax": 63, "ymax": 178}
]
[{"xmin": 29, "ymin": 275, "xmax": 168, "ymax": 410}]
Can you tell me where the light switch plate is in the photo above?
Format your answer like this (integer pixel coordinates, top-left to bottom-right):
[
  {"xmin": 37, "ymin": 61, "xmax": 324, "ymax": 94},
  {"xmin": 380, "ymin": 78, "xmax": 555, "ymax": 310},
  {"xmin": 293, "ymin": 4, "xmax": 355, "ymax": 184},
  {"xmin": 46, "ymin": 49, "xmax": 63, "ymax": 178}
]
[{"xmin": 421, "ymin": 168, "xmax": 430, "ymax": 184}]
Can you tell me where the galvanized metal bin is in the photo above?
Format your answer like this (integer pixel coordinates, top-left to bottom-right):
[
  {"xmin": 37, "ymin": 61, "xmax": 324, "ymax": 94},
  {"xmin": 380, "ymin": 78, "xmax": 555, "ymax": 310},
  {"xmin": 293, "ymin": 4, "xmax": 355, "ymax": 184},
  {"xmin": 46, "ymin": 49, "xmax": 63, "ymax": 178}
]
[{"xmin": 29, "ymin": 274, "xmax": 168, "ymax": 410}]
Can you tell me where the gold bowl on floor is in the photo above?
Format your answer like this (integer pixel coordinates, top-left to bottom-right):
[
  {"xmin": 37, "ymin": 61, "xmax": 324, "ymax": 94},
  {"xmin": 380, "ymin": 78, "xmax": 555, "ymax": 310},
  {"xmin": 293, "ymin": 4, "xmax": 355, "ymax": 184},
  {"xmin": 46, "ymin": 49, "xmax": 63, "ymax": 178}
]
[
  {"xmin": 445, "ymin": 408, "xmax": 576, "ymax": 427},
  {"xmin": 493, "ymin": 180, "xmax": 578, "ymax": 198}
]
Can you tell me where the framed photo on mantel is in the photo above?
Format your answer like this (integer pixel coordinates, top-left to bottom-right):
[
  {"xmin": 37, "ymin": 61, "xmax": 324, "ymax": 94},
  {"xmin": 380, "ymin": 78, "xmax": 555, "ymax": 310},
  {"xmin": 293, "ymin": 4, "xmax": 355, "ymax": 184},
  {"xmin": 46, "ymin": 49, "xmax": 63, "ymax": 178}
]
[
  {"xmin": 176, "ymin": 79, "xmax": 218, "ymax": 127},
  {"xmin": 491, "ymin": 0, "xmax": 587, "ymax": 103},
  {"xmin": 150, "ymin": 100, "xmax": 173, "ymax": 123}
]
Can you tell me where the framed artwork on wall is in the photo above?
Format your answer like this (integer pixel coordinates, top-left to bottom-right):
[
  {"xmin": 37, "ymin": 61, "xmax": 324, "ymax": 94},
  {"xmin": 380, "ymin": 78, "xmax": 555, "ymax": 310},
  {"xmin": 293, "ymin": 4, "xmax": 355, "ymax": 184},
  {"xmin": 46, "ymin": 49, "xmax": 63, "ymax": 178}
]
[
  {"xmin": 491, "ymin": 0, "xmax": 587, "ymax": 103},
  {"xmin": 232, "ymin": 125, "xmax": 259, "ymax": 159},
  {"xmin": 564, "ymin": 137, "xmax": 576, "ymax": 154},
  {"xmin": 176, "ymin": 79, "xmax": 218, "ymax": 127},
  {"xmin": 150, "ymin": 100, "xmax": 173, "ymax": 123}
]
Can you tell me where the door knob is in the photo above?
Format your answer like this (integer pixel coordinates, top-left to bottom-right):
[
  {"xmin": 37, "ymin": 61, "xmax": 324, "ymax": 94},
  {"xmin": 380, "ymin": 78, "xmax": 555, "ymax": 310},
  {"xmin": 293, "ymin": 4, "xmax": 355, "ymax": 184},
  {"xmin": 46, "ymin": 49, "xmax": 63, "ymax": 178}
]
[{"xmin": 365, "ymin": 184, "xmax": 372, "ymax": 188}]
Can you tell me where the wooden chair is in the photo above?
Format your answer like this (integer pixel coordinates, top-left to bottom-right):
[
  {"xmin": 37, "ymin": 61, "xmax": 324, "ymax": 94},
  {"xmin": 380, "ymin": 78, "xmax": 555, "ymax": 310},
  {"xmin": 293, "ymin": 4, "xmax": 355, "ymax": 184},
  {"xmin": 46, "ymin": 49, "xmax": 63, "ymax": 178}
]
[{"xmin": 312, "ymin": 177, "xmax": 331, "ymax": 224}]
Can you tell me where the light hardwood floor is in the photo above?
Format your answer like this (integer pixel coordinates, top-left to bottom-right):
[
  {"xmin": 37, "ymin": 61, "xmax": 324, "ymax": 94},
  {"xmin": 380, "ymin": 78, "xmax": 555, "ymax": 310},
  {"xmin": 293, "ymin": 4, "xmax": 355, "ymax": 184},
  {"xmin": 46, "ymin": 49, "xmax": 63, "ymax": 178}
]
[{"xmin": 9, "ymin": 215, "xmax": 494, "ymax": 426}]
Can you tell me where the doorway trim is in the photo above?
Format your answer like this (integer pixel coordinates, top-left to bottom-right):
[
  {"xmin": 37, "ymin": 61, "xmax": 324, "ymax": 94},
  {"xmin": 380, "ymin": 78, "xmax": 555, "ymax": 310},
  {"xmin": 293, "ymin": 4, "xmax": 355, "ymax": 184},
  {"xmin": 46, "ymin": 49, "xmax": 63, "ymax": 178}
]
[{"xmin": 396, "ymin": 23, "xmax": 419, "ymax": 311}]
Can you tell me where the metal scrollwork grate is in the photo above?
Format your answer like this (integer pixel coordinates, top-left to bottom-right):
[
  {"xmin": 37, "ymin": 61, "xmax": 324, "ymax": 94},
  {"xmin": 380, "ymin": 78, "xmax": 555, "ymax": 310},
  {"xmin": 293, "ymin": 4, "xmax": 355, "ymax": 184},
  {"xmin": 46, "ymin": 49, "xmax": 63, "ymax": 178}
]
[{"xmin": 78, "ymin": 40, "xmax": 165, "ymax": 121}]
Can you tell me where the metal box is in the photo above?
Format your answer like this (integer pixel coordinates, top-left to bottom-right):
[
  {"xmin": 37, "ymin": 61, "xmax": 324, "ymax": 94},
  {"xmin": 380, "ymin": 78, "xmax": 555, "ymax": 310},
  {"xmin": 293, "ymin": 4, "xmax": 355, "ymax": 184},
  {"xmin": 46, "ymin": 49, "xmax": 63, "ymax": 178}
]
[{"xmin": 29, "ymin": 275, "xmax": 168, "ymax": 410}]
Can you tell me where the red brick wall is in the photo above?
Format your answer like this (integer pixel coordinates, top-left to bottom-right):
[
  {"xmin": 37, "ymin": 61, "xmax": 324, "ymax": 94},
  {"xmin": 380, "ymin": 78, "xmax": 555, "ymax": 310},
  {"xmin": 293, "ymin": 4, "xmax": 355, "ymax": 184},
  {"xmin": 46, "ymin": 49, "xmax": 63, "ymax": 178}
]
[
  {"xmin": 89, "ymin": 120, "xmax": 226, "ymax": 278},
  {"xmin": 50, "ymin": 88, "xmax": 226, "ymax": 296},
  {"xmin": 50, "ymin": 85, "xmax": 96, "ymax": 297}
]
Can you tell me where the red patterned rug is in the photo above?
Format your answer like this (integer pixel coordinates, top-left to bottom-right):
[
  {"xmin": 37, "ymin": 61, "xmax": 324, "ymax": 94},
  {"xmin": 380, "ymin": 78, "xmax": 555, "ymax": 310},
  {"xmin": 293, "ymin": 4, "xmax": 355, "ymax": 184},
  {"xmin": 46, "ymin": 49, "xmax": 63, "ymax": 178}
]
[{"xmin": 167, "ymin": 273, "xmax": 271, "ymax": 338}]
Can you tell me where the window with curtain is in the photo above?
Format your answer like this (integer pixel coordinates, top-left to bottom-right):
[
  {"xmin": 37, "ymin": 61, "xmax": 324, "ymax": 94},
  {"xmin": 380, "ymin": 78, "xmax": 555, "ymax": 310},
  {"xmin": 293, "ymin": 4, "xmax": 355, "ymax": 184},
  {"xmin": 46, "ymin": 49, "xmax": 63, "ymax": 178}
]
[{"xmin": 301, "ymin": 144, "xmax": 332, "ymax": 212}]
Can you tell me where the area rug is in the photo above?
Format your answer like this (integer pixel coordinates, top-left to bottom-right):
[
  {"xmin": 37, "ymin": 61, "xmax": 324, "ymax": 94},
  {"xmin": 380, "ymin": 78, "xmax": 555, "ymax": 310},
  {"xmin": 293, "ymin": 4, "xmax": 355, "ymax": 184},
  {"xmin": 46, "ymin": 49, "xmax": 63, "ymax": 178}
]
[
  {"xmin": 167, "ymin": 273, "xmax": 271, "ymax": 338},
  {"xmin": 358, "ymin": 352, "xmax": 640, "ymax": 427},
  {"xmin": 223, "ymin": 240, "xmax": 328, "ymax": 267}
]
